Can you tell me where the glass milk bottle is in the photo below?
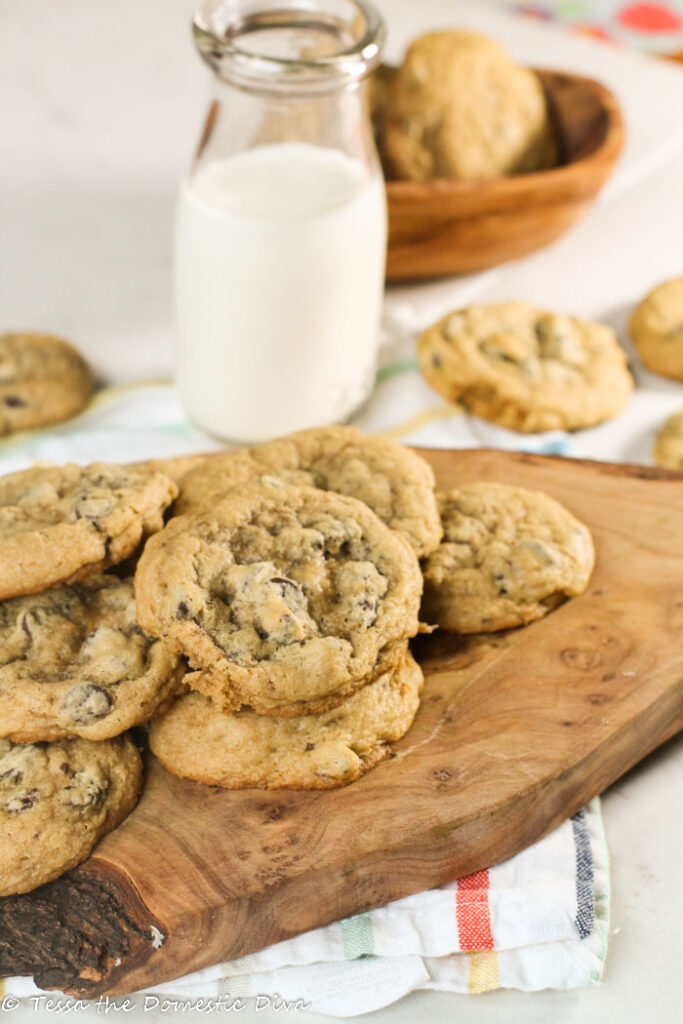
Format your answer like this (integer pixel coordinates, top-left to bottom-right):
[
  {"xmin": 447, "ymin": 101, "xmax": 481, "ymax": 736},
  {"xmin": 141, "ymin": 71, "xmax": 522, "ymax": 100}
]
[{"xmin": 174, "ymin": 0, "xmax": 387, "ymax": 442}]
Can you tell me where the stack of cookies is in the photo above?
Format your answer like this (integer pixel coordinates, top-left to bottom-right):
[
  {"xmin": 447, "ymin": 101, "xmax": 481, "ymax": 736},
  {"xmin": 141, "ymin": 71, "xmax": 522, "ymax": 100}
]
[
  {"xmin": 0, "ymin": 462, "xmax": 181, "ymax": 896},
  {"xmin": 139, "ymin": 427, "xmax": 443, "ymax": 790}
]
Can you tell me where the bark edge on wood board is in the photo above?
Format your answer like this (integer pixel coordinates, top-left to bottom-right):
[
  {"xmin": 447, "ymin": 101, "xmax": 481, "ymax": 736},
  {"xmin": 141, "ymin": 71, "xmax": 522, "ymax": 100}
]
[{"xmin": 0, "ymin": 860, "xmax": 160, "ymax": 995}]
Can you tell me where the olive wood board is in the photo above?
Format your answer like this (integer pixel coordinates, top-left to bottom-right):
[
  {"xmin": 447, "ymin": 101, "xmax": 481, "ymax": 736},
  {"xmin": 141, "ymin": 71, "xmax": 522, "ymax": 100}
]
[{"xmin": 2, "ymin": 449, "xmax": 683, "ymax": 997}]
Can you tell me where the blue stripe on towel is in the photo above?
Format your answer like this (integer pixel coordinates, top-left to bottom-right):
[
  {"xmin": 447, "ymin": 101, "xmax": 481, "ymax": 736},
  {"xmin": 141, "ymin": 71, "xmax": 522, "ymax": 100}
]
[{"xmin": 571, "ymin": 809, "xmax": 595, "ymax": 939}]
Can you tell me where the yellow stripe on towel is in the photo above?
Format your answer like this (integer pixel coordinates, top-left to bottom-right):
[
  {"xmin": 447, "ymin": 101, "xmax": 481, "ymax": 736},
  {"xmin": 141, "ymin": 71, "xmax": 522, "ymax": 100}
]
[
  {"xmin": 467, "ymin": 950, "xmax": 500, "ymax": 993},
  {"xmin": 378, "ymin": 403, "xmax": 462, "ymax": 441}
]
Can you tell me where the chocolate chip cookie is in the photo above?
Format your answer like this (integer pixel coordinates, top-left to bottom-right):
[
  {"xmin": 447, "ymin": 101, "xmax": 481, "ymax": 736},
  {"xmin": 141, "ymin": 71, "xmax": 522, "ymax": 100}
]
[
  {"xmin": 382, "ymin": 31, "xmax": 557, "ymax": 182},
  {"xmin": 150, "ymin": 648, "xmax": 423, "ymax": 789},
  {"xmin": 175, "ymin": 426, "xmax": 442, "ymax": 558},
  {"xmin": 654, "ymin": 409, "xmax": 683, "ymax": 470},
  {"xmin": 418, "ymin": 302, "xmax": 633, "ymax": 432},
  {"xmin": 0, "ymin": 734, "xmax": 142, "ymax": 896},
  {"xmin": 421, "ymin": 482, "xmax": 594, "ymax": 634},
  {"xmin": 0, "ymin": 462, "xmax": 177, "ymax": 600},
  {"xmin": 0, "ymin": 575, "xmax": 183, "ymax": 741},
  {"xmin": 0, "ymin": 332, "xmax": 93, "ymax": 436},
  {"xmin": 135, "ymin": 482, "xmax": 423, "ymax": 715},
  {"xmin": 629, "ymin": 276, "xmax": 683, "ymax": 381}
]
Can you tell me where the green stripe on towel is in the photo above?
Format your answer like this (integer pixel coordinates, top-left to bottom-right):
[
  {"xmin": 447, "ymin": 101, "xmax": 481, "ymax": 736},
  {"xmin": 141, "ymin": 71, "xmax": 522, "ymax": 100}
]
[
  {"xmin": 340, "ymin": 913, "xmax": 375, "ymax": 959},
  {"xmin": 375, "ymin": 359, "xmax": 419, "ymax": 384}
]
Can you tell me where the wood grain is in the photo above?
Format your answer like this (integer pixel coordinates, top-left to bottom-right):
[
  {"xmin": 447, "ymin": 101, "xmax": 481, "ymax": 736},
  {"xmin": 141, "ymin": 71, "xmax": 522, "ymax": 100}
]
[
  {"xmin": 385, "ymin": 70, "xmax": 624, "ymax": 281},
  {"xmin": 2, "ymin": 449, "xmax": 682, "ymax": 996}
]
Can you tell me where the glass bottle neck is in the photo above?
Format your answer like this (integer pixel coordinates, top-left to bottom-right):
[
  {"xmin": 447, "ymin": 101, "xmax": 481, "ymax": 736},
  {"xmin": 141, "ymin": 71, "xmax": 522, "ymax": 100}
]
[
  {"xmin": 192, "ymin": 0, "xmax": 385, "ymax": 96},
  {"xmin": 196, "ymin": 77, "xmax": 377, "ymax": 169}
]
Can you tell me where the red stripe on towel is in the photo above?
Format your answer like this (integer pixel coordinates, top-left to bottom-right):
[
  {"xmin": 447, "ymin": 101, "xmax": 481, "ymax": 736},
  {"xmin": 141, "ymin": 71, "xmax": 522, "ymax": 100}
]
[{"xmin": 456, "ymin": 869, "xmax": 494, "ymax": 951}]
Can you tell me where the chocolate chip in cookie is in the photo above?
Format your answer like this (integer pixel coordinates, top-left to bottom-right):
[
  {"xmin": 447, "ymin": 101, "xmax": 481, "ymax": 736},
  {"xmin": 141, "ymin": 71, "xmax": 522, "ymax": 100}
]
[
  {"xmin": 0, "ymin": 575, "xmax": 183, "ymax": 742},
  {"xmin": 0, "ymin": 462, "xmax": 178, "ymax": 600}
]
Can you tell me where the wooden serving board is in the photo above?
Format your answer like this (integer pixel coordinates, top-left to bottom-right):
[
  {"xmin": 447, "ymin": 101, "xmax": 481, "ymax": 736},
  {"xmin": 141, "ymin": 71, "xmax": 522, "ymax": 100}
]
[{"xmin": 3, "ymin": 450, "xmax": 683, "ymax": 996}]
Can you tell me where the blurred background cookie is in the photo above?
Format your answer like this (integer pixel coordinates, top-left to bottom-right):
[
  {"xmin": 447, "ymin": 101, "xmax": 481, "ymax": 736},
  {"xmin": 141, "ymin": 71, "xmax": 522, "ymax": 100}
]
[
  {"xmin": 418, "ymin": 301, "xmax": 633, "ymax": 432},
  {"xmin": 654, "ymin": 408, "xmax": 683, "ymax": 470},
  {"xmin": 0, "ymin": 332, "xmax": 93, "ymax": 436},
  {"xmin": 629, "ymin": 276, "xmax": 683, "ymax": 381}
]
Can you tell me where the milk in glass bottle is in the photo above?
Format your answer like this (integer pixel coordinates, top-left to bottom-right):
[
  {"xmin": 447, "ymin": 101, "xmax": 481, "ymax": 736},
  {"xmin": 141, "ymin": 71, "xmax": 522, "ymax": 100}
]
[{"xmin": 174, "ymin": 0, "xmax": 387, "ymax": 442}]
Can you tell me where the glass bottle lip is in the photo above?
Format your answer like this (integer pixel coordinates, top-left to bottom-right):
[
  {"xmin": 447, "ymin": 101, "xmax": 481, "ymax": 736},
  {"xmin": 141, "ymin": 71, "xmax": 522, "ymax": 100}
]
[{"xmin": 192, "ymin": 0, "xmax": 386, "ymax": 93}]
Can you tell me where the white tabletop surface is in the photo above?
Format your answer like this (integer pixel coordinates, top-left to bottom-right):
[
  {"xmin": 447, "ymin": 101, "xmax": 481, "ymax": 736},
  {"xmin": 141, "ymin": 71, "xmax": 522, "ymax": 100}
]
[{"xmin": 2, "ymin": 1, "xmax": 683, "ymax": 1021}]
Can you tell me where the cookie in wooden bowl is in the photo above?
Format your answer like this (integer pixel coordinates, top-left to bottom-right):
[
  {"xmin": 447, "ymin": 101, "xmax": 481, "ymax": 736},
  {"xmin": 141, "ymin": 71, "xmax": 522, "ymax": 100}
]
[
  {"xmin": 381, "ymin": 31, "xmax": 558, "ymax": 183},
  {"xmin": 369, "ymin": 31, "xmax": 624, "ymax": 281}
]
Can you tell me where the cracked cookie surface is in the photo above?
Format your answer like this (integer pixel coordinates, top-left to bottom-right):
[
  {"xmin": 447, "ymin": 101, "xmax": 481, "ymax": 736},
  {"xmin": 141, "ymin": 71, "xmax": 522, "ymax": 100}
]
[
  {"xmin": 150, "ymin": 648, "xmax": 423, "ymax": 789},
  {"xmin": 418, "ymin": 301, "xmax": 633, "ymax": 432},
  {"xmin": 0, "ymin": 462, "xmax": 177, "ymax": 600},
  {"xmin": 135, "ymin": 482, "xmax": 423, "ymax": 714},
  {"xmin": 0, "ymin": 734, "xmax": 142, "ymax": 896},
  {"xmin": 174, "ymin": 426, "xmax": 441, "ymax": 558},
  {"xmin": 654, "ymin": 409, "xmax": 683, "ymax": 470},
  {"xmin": 382, "ymin": 31, "xmax": 557, "ymax": 182},
  {"xmin": 0, "ymin": 575, "xmax": 183, "ymax": 741},
  {"xmin": 421, "ymin": 482, "xmax": 594, "ymax": 634},
  {"xmin": 0, "ymin": 333, "xmax": 93, "ymax": 437},
  {"xmin": 629, "ymin": 277, "xmax": 683, "ymax": 381}
]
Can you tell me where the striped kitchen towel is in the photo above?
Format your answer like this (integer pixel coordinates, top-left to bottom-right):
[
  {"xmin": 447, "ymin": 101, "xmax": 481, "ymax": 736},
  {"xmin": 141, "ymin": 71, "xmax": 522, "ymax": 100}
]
[
  {"xmin": 4, "ymin": 801, "xmax": 609, "ymax": 1016},
  {"xmin": 135, "ymin": 800, "xmax": 609, "ymax": 1016}
]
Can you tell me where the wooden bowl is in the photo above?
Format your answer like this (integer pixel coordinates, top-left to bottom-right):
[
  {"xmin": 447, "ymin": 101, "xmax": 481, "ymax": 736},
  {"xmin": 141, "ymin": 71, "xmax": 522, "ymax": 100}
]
[{"xmin": 385, "ymin": 69, "xmax": 624, "ymax": 282}]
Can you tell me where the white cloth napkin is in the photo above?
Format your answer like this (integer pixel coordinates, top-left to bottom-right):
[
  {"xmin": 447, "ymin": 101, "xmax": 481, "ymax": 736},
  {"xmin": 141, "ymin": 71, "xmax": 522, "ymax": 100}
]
[{"xmin": 0, "ymin": 309, "xmax": 677, "ymax": 473}]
